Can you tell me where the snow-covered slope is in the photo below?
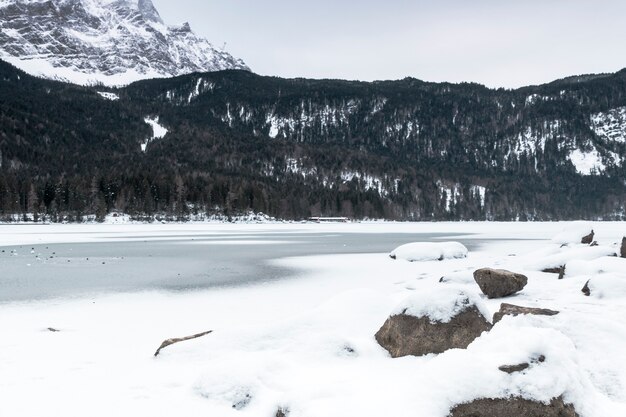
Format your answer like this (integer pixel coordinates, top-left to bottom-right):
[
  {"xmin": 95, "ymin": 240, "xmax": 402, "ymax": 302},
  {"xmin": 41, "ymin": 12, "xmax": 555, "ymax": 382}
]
[{"xmin": 0, "ymin": 0, "xmax": 249, "ymax": 85}]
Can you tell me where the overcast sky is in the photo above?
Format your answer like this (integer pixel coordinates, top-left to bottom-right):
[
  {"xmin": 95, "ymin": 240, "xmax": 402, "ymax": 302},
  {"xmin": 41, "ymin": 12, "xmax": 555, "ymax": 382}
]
[{"xmin": 152, "ymin": 0, "xmax": 626, "ymax": 88}]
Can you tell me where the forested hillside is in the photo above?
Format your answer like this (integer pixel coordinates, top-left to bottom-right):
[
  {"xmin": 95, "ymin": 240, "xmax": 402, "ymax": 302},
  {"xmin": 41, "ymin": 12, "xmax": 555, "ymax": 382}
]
[{"xmin": 1, "ymin": 60, "xmax": 625, "ymax": 221}]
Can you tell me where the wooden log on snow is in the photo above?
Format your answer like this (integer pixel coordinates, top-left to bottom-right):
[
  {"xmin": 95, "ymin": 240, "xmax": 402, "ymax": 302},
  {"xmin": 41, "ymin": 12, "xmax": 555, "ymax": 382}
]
[{"xmin": 154, "ymin": 330, "xmax": 213, "ymax": 357}]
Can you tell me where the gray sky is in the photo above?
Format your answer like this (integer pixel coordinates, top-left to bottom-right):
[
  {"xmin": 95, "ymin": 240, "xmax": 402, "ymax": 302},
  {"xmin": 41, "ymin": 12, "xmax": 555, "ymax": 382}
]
[{"xmin": 152, "ymin": 0, "xmax": 626, "ymax": 88}]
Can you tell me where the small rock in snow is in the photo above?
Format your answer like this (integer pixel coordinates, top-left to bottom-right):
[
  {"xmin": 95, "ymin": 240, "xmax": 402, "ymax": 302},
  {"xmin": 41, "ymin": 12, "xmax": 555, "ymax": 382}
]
[
  {"xmin": 275, "ymin": 408, "xmax": 289, "ymax": 417},
  {"xmin": 498, "ymin": 363, "xmax": 529, "ymax": 374},
  {"xmin": 498, "ymin": 355, "xmax": 545, "ymax": 374},
  {"xmin": 621, "ymin": 237, "xmax": 626, "ymax": 258},
  {"xmin": 581, "ymin": 230, "xmax": 595, "ymax": 245},
  {"xmin": 473, "ymin": 268, "xmax": 528, "ymax": 299}
]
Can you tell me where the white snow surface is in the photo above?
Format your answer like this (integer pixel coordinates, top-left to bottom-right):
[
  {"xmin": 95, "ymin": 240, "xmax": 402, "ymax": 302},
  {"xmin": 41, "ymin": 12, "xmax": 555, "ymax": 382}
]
[
  {"xmin": 568, "ymin": 148, "xmax": 607, "ymax": 175},
  {"xmin": 552, "ymin": 221, "xmax": 595, "ymax": 244},
  {"xmin": 142, "ymin": 116, "xmax": 167, "ymax": 152},
  {"xmin": 390, "ymin": 241, "xmax": 468, "ymax": 262},
  {"xmin": 0, "ymin": 222, "xmax": 625, "ymax": 416},
  {"xmin": 591, "ymin": 107, "xmax": 626, "ymax": 144},
  {"xmin": 393, "ymin": 287, "xmax": 491, "ymax": 323},
  {"xmin": 524, "ymin": 244, "xmax": 617, "ymax": 271},
  {"xmin": 584, "ymin": 273, "xmax": 626, "ymax": 299},
  {"xmin": 97, "ymin": 91, "xmax": 120, "ymax": 101}
]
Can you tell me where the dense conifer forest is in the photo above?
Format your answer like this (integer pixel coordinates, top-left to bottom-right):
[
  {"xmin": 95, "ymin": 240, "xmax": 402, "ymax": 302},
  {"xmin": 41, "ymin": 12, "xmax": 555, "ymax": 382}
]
[{"xmin": 0, "ymin": 60, "xmax": 625, "ymax": 221}]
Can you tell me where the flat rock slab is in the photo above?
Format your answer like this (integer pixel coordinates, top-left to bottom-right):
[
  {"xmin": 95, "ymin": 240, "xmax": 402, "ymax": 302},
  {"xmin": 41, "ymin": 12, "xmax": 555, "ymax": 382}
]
[
  {"xmin": 375, "ymin": 307, "xmax": 491, "ymax": 358},
  {"xmin": 493, "ymin": 303, "xmax": 559, "ymax": 323},
  {"xmin": 448, "ymin": 397, "xmax": 578, "ymax": 417},
  {"xmin": 474, "ymin": 268, "xmax": 528, "ymax": 299}
]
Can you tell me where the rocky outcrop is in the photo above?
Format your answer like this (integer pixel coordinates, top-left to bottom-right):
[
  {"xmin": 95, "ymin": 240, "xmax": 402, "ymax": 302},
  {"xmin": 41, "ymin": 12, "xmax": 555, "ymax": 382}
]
[
  {"xmin": 581, "ymin": 230, "xmax": 595, "ymax": 244},
  {"xmin": 448, "ymin": 397, "xmax": 578, "ymax": 417},
  {"xmin": 0, "ymin": 0, "xmax": 249, "ymax": 85},
  {"xmin": 375, "ymin": 307, "xmax": 491, "ymax": 358},
  {"xmin": 493, "ymin": 304, "xmax": 559, "ymax": 323},
  {"xmin": 473, "ymin": 268, "xmax": 528, "ymax": 299}
]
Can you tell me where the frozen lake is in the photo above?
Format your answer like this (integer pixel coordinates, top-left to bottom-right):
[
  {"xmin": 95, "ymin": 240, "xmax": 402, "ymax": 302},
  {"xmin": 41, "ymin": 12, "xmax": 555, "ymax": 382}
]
[
  {"xmin": 0, "ymin": 222, "xmax": 624, "ymax": 417},
  {"xmin": 0, "ymin": 229, "xmax": 478, "ymax": 302}
]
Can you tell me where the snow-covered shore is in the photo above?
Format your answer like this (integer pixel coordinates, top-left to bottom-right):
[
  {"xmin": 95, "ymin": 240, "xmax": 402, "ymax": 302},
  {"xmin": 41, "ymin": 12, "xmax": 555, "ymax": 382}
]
[{"xmin": 0, "ymin": 222, "xmax": 624, "ymax": 417}]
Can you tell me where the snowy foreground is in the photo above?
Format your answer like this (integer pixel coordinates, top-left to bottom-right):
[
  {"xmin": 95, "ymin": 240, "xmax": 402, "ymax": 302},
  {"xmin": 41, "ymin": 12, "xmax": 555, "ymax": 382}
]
[{"xmin": 0, "ymin": 222, "xmax": 625, "ymax": 417}]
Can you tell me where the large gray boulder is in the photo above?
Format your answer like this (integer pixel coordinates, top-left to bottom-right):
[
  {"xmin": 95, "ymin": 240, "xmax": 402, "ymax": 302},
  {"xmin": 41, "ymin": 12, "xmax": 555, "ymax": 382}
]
[
  {"xmin": 473, "ymin": 268, "xmax": 528, "ymax": 299},
  {"xmin": 493, "ymin": 303, "xmax": 559, "ymax": 323},
  {"xmin": 375, "ymin": 308, "xmax": 491, "ymax": 358},
  {"xmin": 375, "ymin": 290, "xmax": 492, "ymax": 358},
  {"xmin": 448, "ymin": 397, "xmax": 578, "ymax": 417}
]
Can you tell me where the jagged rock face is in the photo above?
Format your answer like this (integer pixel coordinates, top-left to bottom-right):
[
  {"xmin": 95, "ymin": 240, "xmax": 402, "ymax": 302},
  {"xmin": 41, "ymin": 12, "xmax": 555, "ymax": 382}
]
[{"xmin": 0, "ymin": 0, "xmax": 249, "ymax": 85}]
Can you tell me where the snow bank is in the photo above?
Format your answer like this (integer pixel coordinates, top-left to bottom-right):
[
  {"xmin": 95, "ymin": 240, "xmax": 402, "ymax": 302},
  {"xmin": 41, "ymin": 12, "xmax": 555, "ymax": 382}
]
[
  {"xmin": 552, "ymin": 222, "xmax": 594, "ymax": 244},
  {"xmin": 526, "ymin": 244, "xmax": 616, "ymax": 271},
  {"xmin": 584, "ymin": 274, "xmax": 626, "ymax": 299},
  {"xmin": 438, "ymin": 270, "xmax": 476, "ymax": 285},
  {"xmin": 566, "ymin": 256, "xmax": 625, "ymax": 277},
  {"xmin": 393, "ymin": 287, "xmax": 491, "ymax": 323},
  {"xmin": 390, "ymin": 242, "xmax": 468, "ymax": 262},
  {"xmin": 450, "ymin": 322, "xmax": 596, "ymax": 415}
]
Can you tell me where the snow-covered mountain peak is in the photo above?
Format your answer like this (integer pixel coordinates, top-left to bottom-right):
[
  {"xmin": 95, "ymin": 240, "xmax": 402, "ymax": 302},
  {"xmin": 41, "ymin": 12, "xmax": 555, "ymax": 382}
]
[
  {"xmin": 137, "ymin": 0, "xmax": 163, "ymax": 23},
  {"xmin": 0, "ymin": 0, "xmax": 249, "ymax": 85}
]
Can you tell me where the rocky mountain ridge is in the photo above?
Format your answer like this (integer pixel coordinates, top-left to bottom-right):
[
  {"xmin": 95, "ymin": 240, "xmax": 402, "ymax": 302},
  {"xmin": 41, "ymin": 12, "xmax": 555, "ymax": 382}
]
[{"xmin": 0, "ymin": 0, "xmax": 249, "ymax": 85}]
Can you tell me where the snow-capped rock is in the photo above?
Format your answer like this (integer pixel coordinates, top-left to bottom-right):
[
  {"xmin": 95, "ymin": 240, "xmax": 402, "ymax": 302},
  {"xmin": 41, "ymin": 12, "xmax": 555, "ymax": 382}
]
[
  {"xmin": 389, "ymin": 242, "xmax": 468, "ymax": 262},
  {"xmin": 0, "ymin": 0, "xmax": 249, "ymax": 86},
  {"xmin": 375, "ymin": 288, "xmax": 492, "ymax": 357}
]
